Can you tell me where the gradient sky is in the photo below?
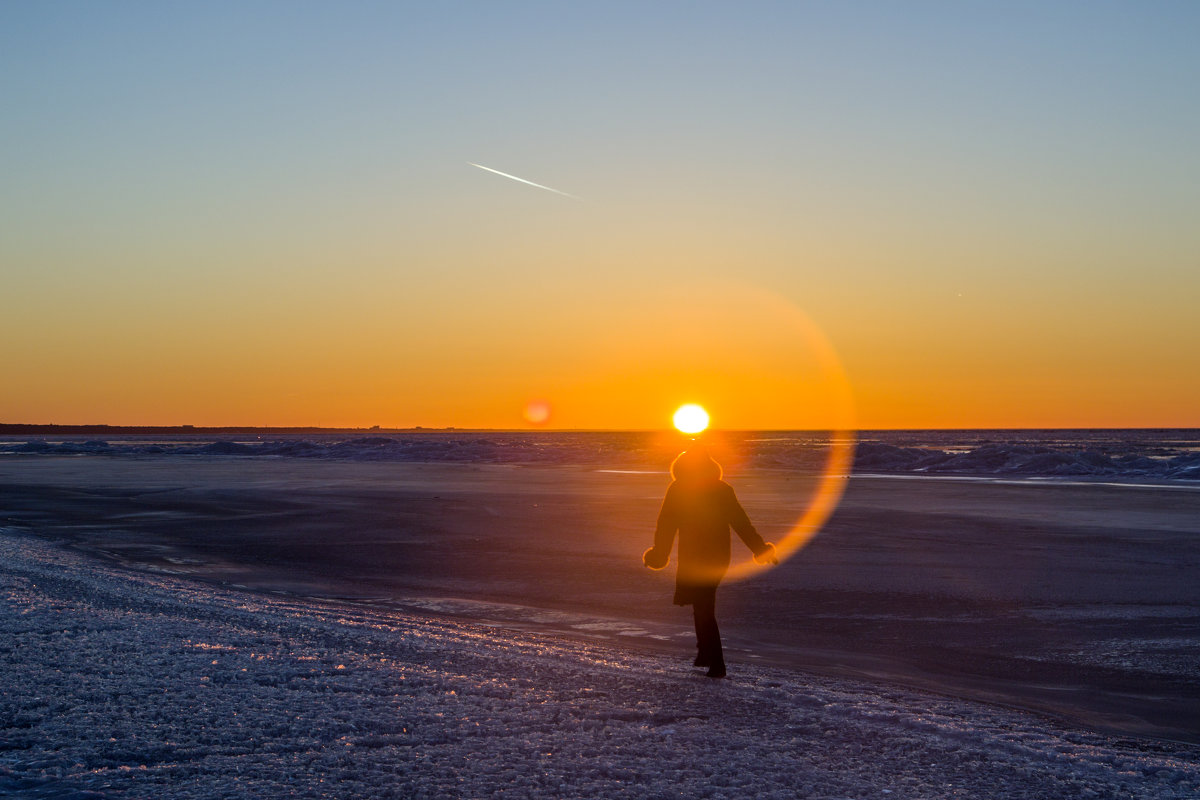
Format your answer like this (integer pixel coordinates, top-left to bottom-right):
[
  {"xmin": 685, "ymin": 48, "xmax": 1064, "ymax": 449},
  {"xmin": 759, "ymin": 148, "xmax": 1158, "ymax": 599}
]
[{"xmin": 3, "ymin": 1, "xmax": 1198, "ymax": 429}]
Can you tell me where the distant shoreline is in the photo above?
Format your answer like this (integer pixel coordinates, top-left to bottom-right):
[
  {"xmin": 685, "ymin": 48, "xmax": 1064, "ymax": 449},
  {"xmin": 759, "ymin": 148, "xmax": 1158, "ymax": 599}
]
[{"xmin": 0, "ymin": 423, "xmax": 480, "ymax": 436}]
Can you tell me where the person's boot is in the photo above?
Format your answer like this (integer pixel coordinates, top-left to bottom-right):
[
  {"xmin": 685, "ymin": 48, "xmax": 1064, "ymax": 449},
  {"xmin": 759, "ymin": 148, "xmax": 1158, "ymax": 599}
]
[{"xmin": 705, "ymin": 662, "xmax": 727, "ymax": 679}]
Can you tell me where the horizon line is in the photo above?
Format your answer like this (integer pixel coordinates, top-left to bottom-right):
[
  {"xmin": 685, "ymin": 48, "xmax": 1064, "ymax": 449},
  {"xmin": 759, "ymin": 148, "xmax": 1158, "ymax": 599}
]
[{"xmin": 2, "ymin": 423, "xmax": 1198, "ymax": 433}]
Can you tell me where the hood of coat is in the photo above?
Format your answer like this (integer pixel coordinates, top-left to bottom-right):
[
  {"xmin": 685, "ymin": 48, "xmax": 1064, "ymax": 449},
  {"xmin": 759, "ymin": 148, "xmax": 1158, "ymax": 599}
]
[{"xmin": 670, "ymin": 448, "xmax": 723, "ymax": 484}]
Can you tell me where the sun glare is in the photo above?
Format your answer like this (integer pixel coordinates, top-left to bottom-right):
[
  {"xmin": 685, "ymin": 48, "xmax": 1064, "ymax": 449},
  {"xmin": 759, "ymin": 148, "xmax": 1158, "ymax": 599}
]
[{"xmin": 673, "ymin": 404, "xmax": 710, "ymax": 435}]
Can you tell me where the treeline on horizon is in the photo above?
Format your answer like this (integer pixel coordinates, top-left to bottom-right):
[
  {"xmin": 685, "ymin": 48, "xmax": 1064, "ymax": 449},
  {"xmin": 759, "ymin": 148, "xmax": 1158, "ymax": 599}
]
[{"xmin": 0, "ymin": 424, "xmax": 461, "ymax": 435}]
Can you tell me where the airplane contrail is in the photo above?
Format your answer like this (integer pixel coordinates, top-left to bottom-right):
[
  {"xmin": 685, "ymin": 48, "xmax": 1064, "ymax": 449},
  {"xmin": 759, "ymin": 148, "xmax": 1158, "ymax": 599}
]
[{"xmin": 468, "ymin": 162, "xmax": 578, "ymax": 199}]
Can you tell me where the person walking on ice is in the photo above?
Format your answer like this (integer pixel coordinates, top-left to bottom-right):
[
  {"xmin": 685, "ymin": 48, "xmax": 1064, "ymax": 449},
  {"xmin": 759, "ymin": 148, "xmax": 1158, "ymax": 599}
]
[{"xmin": 643, "ymin": 448, "xmax": 777, "ymax": 678}]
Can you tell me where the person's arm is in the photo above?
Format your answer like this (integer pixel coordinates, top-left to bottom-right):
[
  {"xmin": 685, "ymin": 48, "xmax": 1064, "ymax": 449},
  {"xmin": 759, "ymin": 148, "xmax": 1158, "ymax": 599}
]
[
  {"xmin": 643, "ymin": 484, "xmax": 679, "ymax": 569},
  {"xmin": 725, "ymin": 484, "xmax": 778, "ymax": 565}
]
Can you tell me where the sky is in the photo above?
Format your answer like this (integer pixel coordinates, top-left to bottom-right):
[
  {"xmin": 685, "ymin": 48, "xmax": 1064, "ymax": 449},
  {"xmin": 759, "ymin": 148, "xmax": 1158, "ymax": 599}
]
[{"xmin": 2, "ymin": 1, "xmax": 1198, "ymax": 429}]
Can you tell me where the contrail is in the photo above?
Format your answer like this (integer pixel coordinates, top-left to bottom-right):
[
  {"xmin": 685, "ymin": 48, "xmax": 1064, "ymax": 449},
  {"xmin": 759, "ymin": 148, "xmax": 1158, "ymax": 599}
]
[{"xmin": 468, "ymin": 162, "xmax": 578, "ymax": 199}]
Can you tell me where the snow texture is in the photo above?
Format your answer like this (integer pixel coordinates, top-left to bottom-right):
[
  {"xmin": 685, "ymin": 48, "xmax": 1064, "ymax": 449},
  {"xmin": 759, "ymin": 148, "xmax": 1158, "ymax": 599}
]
[
  {"xmin": 2, "ymin": 530, "xmax": 1198, "ymax": 799},
  {"xmin": 852, "ymin": 442, "xmax": 1200, "ymax": 480},
  {"xmin": 5, "ymin": 429, "xmax": 1200, "ymax": 480}
]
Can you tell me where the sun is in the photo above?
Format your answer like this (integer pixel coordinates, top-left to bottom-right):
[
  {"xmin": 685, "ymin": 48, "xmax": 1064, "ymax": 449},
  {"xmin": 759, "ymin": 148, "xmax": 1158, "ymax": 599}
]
[{"xmin": 673, "ymin": 404, "xmax": 710, "ymax": 435}]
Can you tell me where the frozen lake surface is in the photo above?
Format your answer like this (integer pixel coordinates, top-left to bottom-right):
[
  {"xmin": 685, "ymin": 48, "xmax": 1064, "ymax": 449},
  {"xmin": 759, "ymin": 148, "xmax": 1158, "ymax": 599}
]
[{"xmin": 2, "ymin": 435, "xmax": 1199, "ymax": 797}]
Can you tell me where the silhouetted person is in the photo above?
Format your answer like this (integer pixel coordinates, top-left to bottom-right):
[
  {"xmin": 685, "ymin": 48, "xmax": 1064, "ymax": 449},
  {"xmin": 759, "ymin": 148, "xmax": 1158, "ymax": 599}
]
[{"xmin": 643, "ymin": 448, "xmax": 777, "ymax": 678}]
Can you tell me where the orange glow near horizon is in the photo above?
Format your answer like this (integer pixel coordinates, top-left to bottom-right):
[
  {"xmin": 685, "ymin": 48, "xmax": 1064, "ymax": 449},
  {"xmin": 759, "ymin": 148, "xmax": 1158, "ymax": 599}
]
[
  {"xmin": 2, "ymin": 271, "xmax": 1194, "ymax": 430},
  {"xmin": 3, "ymin": 282, "xmax": 864, "ymax": 431}
]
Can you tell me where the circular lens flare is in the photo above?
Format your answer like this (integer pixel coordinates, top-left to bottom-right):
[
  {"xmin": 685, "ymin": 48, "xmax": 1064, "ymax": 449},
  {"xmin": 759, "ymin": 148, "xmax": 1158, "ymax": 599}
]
[
  {"xmin": 647, "ymin": 285, "xmax": 856, "ymax": 586},
  {"xmin": 673, "ymin": 404, "xmax": 710, "ymax": 435},
  {"xmin": 523, "ymin": 399, "xmax": 552, "ymax": 425}
]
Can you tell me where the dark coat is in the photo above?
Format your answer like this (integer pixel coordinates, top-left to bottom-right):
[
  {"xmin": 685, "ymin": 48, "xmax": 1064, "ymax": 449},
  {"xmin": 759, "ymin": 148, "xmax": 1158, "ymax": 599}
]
[{"xmin": 649, "ymin": 469, "xmax": 770, "ymax": 606}]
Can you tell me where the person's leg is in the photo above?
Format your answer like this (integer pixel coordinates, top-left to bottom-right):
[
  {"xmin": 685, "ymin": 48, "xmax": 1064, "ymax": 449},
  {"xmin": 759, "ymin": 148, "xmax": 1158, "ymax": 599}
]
[
  {"xmin": 692, "ymin": 587, "xmax": 725, "ymax": 677},
  {"xmin": 692, "ymin": 604, "xmax": 709, "ymax": 666}
]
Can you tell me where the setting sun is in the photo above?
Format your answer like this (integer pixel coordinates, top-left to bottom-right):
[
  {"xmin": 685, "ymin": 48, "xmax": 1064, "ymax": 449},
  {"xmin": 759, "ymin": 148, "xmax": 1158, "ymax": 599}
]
[{"xmin": 673, "ymin": 404, "xmax": 710, "ymax": 435}]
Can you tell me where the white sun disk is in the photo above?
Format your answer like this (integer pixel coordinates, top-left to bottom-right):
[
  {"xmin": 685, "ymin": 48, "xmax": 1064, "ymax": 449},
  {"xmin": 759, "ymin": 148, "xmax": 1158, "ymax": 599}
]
[{"xmin": 673, "ymin": 404, "xmax": 710, "ymax": 435}]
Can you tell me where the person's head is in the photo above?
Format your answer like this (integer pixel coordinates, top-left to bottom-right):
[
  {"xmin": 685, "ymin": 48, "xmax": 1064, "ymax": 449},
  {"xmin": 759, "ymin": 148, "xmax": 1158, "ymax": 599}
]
[{"xmin": 670, "ymin": 448, "xmax": 722, "ymax": 484}]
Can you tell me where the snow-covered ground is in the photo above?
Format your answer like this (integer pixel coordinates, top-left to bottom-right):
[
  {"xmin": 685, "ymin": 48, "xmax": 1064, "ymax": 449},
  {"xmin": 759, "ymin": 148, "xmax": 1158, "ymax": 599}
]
[{"xmin": 2, "ymin": 530, "xmax": 1197, "ymax": 799}]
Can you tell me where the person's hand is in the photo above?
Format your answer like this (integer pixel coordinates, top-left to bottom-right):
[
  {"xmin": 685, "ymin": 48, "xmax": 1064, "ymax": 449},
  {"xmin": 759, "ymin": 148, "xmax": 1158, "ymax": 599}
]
[
  {"xmin": 643, "ymin": 547, "xmax": 669, "ymax": 570},
  {"xmin": 754, "ymin": 542, "xmax": 778, "ymax": 566}
]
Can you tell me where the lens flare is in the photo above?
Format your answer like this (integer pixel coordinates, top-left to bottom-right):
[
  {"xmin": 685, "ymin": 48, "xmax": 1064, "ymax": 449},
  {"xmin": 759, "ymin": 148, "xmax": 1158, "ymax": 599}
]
[
  {"xmin": 646, "ymin": 284, "xmax": 857, "ymax": 585},
  {"xmin": 523, "ymin": 399, "xmax": 552, "ymax": 425},
  {"xmin": 673, "ymin": 404, "xmax": 710, "ymax": 435}
]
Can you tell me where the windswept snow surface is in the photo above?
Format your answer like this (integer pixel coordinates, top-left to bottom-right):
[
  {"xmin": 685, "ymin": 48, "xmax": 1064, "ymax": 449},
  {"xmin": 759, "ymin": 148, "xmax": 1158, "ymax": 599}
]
[
  {"xmin": 5, "ymin": 429, "xmax": 1200, "ymax": 481},
  {"xmin": 2, "ymin": 532, "xmax": 1197, "ymax": 799}
]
